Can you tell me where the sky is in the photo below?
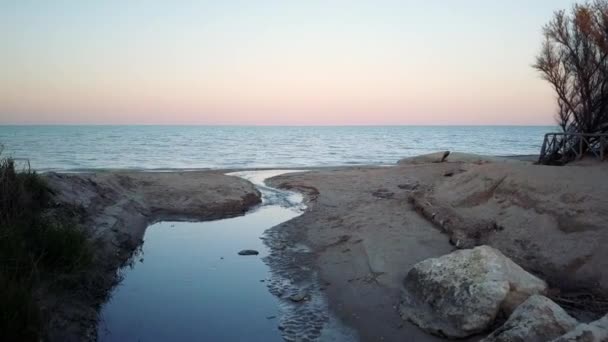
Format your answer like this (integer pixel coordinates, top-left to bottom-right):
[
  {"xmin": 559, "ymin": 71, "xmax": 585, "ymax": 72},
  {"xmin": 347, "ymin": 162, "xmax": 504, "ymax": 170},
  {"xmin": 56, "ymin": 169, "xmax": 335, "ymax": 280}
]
[{"xmin": 0, "ymin": 0, "xmax": 577, "ymax": 125}]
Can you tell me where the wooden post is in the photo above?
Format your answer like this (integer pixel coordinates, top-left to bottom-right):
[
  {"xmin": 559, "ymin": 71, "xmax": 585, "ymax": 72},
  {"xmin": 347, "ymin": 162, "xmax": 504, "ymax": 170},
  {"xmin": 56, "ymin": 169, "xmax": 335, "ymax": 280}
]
[{"xmin": 539, "ymin": 134, "xmax": 548, "ymax": 163}]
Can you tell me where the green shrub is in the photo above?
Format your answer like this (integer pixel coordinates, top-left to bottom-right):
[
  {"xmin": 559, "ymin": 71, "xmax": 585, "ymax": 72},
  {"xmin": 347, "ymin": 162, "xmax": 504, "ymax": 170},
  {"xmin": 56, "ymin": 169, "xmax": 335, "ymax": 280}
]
[{"xmin": 0, "ymin": 154, "xmax": 92, "ymax": 341}]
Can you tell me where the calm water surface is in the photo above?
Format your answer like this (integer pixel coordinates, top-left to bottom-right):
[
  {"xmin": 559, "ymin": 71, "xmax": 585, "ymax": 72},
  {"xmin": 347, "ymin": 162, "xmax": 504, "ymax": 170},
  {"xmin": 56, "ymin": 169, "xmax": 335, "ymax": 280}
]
[
  {"xmin": 0, "ymin": 125, "xmax": 554, "ymax": 171},
  {"xmin": 97, "ymin": 171, "xmax": 305, "ymax": 341}
]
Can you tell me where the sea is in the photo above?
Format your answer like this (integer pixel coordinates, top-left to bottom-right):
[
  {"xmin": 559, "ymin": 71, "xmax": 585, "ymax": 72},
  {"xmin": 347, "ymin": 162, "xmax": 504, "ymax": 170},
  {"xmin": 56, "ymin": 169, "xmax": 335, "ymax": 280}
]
[{"xmin": 0, "ymin": 125, "xmax": 555, "ymax": 171}]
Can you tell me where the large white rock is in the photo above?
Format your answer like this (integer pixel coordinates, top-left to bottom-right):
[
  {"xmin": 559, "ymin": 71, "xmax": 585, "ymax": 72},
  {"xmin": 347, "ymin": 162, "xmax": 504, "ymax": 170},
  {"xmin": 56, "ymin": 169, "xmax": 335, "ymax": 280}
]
[
  {"xmin": 482, "ymin": 295, "xmax": 578, "ymax": 342},
  {"xmin": 399, "ymin": 245, "xmax": 547, "ymax": 338},
  {"xmin": 551, "ymin": 314, "xmax": 608, "ymax": 342}
]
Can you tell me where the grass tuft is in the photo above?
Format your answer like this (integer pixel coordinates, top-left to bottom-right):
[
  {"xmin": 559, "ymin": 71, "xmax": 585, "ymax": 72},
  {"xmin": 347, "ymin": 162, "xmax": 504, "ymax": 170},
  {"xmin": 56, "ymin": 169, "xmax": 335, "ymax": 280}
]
[{"xmin": 0, "ymin": 153, "xmax": 92, "ymax": 341}]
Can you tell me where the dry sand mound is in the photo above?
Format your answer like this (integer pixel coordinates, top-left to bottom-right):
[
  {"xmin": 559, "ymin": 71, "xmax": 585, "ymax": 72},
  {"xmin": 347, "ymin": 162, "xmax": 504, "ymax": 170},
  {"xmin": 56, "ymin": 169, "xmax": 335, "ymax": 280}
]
[{"xmin": 411, "ymin": 161, "xmax": 608, "ymax": 304}]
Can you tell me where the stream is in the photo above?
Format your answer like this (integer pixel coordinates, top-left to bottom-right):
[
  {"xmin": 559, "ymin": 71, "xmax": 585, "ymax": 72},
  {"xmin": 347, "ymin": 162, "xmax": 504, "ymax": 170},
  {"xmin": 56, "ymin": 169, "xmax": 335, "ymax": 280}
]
[{"xmin": 97, "ymin": 170, "xmax": 307, "ymax": 341}]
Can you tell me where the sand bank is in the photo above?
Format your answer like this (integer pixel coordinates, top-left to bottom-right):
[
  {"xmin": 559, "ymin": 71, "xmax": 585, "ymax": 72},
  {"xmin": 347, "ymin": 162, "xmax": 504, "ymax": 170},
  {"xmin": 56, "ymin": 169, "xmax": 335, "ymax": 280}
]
[
  {"xmin": 267, "ymin": 163, "xmax": 474, "ymax": 341},
  {"xmin": 266, "ymin": 153, "xmax": 608, "ymax": 340},
  {"xmin": 410, "ymin": 158, "xmax": 608, "ymax": 312}
]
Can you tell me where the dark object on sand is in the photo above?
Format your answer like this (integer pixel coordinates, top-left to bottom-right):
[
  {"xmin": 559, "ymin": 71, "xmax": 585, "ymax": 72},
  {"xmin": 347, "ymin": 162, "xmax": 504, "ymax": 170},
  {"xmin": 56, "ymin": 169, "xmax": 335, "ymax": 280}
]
[
  {"xmin": 398, "ymin": 182, "xmax": 419, "ymax": 191},
  {"xmin": 238, "ymin": 249, "xmax": 259, "ymax": 256},
  {"xmin": 440, "ymin": 151, "xmax": 450, "ymax": 162},
  {"xmin": 372, "ymin": 188, "xmax": 395, "ymax": 199}
]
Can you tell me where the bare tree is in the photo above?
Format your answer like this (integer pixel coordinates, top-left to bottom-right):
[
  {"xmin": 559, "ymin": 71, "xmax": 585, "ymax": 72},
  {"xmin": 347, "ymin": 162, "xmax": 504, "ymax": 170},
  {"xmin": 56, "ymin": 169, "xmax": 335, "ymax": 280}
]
[{"xmin": 534, "ymin": 0, "xmax": 608, "ymax": 135}]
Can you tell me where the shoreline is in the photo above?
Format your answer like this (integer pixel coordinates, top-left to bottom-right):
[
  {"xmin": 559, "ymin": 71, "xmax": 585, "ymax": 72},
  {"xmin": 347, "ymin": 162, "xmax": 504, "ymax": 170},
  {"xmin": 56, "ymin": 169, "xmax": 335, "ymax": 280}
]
[
  {"xmin": 42, "ymin": 153, "xmax": 608, "ymax": 341},
  {"xmin": 35, "ymin": 153, "xmax": 540, "ymax": 174}
]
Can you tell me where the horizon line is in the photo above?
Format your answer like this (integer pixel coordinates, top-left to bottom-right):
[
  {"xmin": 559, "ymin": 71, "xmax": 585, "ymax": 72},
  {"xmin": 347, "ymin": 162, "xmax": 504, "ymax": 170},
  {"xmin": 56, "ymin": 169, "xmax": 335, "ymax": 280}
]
[{"xmin": 0, "ymin": 123, "xmax": 557, "ymax": 127}]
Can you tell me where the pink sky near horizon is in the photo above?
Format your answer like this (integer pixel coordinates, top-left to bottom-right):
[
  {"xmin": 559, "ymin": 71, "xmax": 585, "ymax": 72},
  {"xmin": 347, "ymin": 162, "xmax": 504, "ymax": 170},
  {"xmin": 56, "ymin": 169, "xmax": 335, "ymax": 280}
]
[{"xmin": 0, "ymin": 1, "xmax": 574, "ymax": 125}]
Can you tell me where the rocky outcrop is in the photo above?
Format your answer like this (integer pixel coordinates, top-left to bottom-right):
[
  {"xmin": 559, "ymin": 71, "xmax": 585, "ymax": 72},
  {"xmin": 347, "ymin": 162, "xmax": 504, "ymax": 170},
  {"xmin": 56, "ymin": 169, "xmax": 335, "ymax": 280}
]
[
  {"xmin": 400, "ymin": 245, "xmax": 547, "ymax": 338},
  {"xmin": 551, "ymin": 314, "xmax": 608, "ymax": 342},
  {"xmin": 482, "ymin": 295, "xmax": 578, "ymax": 342}
]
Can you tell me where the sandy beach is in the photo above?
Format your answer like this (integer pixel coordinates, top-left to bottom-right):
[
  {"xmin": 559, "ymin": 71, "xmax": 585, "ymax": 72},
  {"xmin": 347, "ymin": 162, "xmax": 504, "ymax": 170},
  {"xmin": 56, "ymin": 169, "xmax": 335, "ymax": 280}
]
[
  {"xmin": 41, "ymin": 153, "xmax": 608, "ymax": 341},
  {"xmin": 265, "ymin": 153, "xmax": 608, "ymax": 340},
  {"xmin": 9, "ymin": 1, "xmax": 608, "ymax": 340},
  {"xmin": 266, "ymin": 163, "xmax": 459, "ymax": 341}
]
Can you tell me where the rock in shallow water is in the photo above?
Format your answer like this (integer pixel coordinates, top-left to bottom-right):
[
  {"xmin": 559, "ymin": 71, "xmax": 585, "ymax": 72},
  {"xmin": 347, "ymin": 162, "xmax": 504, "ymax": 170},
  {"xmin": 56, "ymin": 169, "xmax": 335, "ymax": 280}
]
[
  {"xmin": 482, "ymin": 295, "xmax": 578, "ymax": 342},
  {"xmin": 237, "ymin": 249, "xmax": 259, "ymax": 256},
  {"xmin": 288, "ymin": 292, "xmax": 308, "ymax": 302},
  {"xmin": 399, "ymin": 245, "xmax": 547, "ymax": 338}
]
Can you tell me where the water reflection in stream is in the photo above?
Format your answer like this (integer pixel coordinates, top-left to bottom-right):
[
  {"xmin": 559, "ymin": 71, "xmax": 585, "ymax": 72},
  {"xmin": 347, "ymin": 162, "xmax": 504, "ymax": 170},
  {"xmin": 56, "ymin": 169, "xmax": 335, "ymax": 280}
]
[{"xmin": 97, "ymin": 170, "xmax": 306, "ymax": 341}]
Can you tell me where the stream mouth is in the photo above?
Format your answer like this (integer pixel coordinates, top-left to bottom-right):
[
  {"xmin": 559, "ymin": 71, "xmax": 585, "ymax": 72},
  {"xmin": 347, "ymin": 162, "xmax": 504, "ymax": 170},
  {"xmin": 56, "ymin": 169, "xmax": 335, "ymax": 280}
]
[
  {"xmin": 96, "ymin": 170, "xmax": 308, "ymax": 341},
  {"xmin": 227, "ymin": 170, "xmax": 308, "ymax": 211}
]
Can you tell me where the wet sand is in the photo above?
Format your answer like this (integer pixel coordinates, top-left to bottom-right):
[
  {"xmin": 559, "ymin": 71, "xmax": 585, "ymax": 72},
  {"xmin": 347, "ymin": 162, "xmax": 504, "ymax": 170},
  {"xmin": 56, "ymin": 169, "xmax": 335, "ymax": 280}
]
[{"xmin": 267, "ymin": 164, "xmax": 461, "ymax": 341}]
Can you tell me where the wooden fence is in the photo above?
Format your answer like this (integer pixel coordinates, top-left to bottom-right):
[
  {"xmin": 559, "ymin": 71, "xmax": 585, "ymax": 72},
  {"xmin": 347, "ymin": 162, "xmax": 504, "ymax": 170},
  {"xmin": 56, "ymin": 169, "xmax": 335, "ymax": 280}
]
[{"xmin": 539, "ymin": 132, "xmax": 608, "ymax": 164}]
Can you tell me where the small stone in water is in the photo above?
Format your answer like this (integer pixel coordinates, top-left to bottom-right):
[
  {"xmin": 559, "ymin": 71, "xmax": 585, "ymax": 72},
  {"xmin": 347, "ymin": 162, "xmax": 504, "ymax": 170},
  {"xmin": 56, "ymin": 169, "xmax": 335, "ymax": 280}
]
[
  {"xmin": 238, "ymin": 249, "xmax": 259, "ymax": 256},
  {"xmin": 289, "ymin": 292, "xmax": 307, "ymax": 302}
]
